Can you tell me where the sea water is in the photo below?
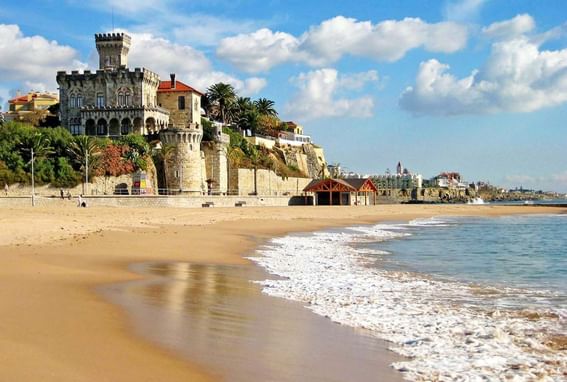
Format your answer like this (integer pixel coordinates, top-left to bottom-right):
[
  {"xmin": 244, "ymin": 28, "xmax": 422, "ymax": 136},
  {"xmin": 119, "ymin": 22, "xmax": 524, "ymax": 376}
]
[{"xmin": 248, "ymin": 214, "xmax": 567, "ymax": 381}]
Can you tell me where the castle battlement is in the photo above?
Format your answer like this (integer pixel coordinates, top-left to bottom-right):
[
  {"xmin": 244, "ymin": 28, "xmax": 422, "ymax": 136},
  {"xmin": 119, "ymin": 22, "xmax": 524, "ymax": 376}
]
[
  {"xmin": 56, "ymin": 67, "xmax": 160, "ymax": 84},
  {"xmin": 94, "ymin": 33, "xmax": 131, "ymax": 44}
]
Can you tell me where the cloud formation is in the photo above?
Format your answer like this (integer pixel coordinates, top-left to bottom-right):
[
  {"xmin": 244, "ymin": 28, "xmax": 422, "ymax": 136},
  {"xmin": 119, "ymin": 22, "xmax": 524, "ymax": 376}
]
[
  {"xmin": 119, "ymin": 31, "xmax": 267, "ymax": 96},
  {"xmin": 284, "ymin": 69, "xmax": 377, "ymax": 120},
  {"xmin": 217, "ymin": 16, "xmax": 468, "ymax": 73},
  {"xmin": 399, "ymin": 16, "xmax": 567, "ymax": 115},
  {"xmin": 0, "ymin": 24, "xmax": 86, "ymax": 91},
  {"xmin": 482, "ymin": 14, "xmax": 535, "ymax": 40}
]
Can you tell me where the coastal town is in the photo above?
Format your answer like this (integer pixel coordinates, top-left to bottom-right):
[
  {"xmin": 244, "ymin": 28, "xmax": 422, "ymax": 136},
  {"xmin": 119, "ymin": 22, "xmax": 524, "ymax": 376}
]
[
  {"xmin": 1, "ymin": 31, "xmax": 562, "ymax": 207},
  {"xmin": 1, "ymin": 3, "xmax": 566, "ymax": 382}
]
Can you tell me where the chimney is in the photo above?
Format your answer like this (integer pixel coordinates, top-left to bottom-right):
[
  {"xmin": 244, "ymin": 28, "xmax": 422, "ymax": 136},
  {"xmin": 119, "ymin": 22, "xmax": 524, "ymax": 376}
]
[{"xmin": 170, "ymin": 73, "xmax": 176, "ymax": 89}]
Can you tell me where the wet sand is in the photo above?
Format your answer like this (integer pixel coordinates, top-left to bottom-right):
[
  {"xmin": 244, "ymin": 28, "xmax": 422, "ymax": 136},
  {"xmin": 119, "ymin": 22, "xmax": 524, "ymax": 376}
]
[
  {"xmin": 102, "ymin": 262, "xmax": 404, "ymax": 381},
  {"xmin": 0, "ymin": 204, "xmax": 564, "ymax": 381}
]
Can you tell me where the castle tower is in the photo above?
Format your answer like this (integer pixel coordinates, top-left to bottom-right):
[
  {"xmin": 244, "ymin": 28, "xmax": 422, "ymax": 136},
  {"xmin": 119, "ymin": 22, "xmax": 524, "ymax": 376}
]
[
  {"xmin": 160, "ymin": 124, "xmax": 204, "ymax": 195},
  {"xmin": 95, "ymin": 33, "xmax": 131, "ymax": 70},
  {"xmin": 204, "ymin": 125, "xmax": 230, "ymax": 195}
]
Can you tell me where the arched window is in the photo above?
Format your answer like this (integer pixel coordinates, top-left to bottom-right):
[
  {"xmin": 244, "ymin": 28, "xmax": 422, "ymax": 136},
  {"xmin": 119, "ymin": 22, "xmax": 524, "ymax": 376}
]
[
  {"xmin": 69, "ymin": 95, "xmax": 76, "ymax": 108},
  {"xmin": 125, "ymin": 92, "xmax": 131, "ymax": 106},
  {"xmin": 77, "ymin": 95, "xmax": 83, "ymax": 108},
  {"xmin": 118, "ymin": 93, "xmax": 125, "ymax": 106},
  {"xmin": 96, "ymin": 93, "xmax": 105, "ymax": 107}
]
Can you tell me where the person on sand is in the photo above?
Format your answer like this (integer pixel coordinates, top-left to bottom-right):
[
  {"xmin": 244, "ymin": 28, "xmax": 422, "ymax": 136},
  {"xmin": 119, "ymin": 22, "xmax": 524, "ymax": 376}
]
[
  {"xmin": 60, "ymin": 188, "xmax": 64, "ymax": 199},
  {"xmin": 67, "ymin": 191, "xmax": 72, "ymax": 200},
  {"xmin": 4, "ymin": 183, "xmax": 7, "ymax": 196},
  {"xmin": 77, "ymin": 194, "xmax": 87, "ymax": 208}
]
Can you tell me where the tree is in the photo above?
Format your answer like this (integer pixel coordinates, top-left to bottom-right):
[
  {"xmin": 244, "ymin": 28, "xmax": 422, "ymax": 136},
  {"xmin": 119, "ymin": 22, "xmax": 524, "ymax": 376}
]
[
  {"xmin": 254, "ymin": 98, "xmax": 278, "ymax": 117},
  {"xmin": 257, "ymin": 114, "xmax": 280, "ymax": 136},
  {"xmin": 67, "ymin": 136, "xmax": 102, "ymax": 190},
  {"xmin": 206, "ymin": 83, "xmax": 237, "ymax": 125}
]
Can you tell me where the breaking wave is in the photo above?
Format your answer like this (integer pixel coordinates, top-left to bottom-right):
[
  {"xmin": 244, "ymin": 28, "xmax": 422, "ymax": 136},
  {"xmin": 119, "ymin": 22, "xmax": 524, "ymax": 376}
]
[{"xmin": 248, "ymin": 218, "xmax": 566, "ymax": 381}]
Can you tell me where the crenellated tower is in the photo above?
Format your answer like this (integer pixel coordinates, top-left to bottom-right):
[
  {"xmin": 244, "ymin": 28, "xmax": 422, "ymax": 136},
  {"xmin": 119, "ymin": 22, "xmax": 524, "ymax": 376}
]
[
  {"xmin": 160, "ymin": 124, "xmax": 204, "ymax": 194},
  {"xmin": 95, "ymin": 33, "xmax": 131, "ymax": 70}
]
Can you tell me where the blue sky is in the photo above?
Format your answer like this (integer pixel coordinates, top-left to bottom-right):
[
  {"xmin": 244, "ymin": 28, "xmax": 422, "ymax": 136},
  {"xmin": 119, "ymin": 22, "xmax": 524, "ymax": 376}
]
[{"xmin": 1, "ymin": 0, "xmax": 566, "ymax": 191}]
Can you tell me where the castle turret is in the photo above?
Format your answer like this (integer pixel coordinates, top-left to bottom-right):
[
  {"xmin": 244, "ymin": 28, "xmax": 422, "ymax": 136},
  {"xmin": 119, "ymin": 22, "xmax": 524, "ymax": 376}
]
[
  {"xmin": 160, "ymin": 124, "xmax": 204, "ymax": 194},
  {"xmin": 203, "ymin": 125, "xmax": 230, "ymax": 195},
  {"xmin": 95, "ymin": 33, "xmax": 131, "ymax": 70}
]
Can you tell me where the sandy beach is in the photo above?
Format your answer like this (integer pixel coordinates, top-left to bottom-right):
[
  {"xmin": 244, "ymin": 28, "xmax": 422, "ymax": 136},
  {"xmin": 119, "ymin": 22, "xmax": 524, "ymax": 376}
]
[{"xmin": 0, "ymin": 204, "xmax": 564, "ymax": 381}]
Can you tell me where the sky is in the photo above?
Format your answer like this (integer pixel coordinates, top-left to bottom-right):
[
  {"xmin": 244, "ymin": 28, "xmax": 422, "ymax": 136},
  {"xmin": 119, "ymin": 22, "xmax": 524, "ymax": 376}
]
[{"xmin": 0, "ymin": 0, "xmax": 566, "ymax": 192}]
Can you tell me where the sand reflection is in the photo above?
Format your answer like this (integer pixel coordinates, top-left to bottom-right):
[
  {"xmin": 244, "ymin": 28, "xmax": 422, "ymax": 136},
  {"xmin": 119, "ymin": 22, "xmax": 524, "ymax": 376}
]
[{"xmin": 102, "ymin": 262, "xmax": 402, "ymax": 382}]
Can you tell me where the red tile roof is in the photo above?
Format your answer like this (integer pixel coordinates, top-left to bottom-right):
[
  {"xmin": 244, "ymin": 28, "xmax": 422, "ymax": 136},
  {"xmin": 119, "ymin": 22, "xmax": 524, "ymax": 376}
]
[{"xmin": 158, "ymin": 80, "xmax": 203, "ymax": 95}]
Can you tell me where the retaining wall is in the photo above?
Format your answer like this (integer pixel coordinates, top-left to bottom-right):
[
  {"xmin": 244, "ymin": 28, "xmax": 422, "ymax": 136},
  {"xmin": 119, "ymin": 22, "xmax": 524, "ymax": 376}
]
[{"xmin": 0, "ymin": 194, "xmax": 312, "ymax": 208}]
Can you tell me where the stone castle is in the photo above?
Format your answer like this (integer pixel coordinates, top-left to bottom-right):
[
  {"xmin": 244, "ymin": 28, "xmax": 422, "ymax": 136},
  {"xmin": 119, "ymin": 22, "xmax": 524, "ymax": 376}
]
[{"xmin": 56, "ymin": 32, "xmax": 228, "ymax": 195}]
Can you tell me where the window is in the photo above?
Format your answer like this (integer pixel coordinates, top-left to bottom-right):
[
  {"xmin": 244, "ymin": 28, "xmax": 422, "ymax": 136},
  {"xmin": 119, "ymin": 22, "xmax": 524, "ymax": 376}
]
[
  {"xmin": 77, "ymin": 95, "xmax": 83, "ymax": 108},
  {"xmin": 178, "ymin": 96, "xmax": 185, "ymax": 110},
  {"xmin": 69, "ymin": 95, "xmax": 76, "ymax": 108},
  {"xmin": 125, "ymin": 93, "xmax": 131, "ymax": 106},
  {"xmin": 118, "ymin": 93, "xmax": 125, "ymax": 106},
  {"xmin": 96, "ymin": 93, "xmax": 105, "ymax": 107},
  {"xmin": 70, "ymin": 124, "xmax": 81, "ymax": 135}
]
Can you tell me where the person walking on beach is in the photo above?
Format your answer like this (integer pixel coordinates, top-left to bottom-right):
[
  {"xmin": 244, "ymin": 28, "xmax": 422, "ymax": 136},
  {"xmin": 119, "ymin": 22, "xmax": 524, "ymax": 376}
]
[
  {"xmin": 77, "ymin": 194, "xmax": 85, "ymax": 207},
  {"xmin": 60, "ymin": 188, "xmax": 64, "ymax": 200},
  {"xmin": 4, "ymin": 183, "xmax": 7, "ymax": 196}
]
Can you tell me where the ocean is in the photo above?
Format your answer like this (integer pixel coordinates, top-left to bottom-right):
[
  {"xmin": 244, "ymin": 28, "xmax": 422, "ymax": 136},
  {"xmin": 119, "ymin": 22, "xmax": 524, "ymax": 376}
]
[{"xmin": 249, "ymin": 214, "xmax": 567, "ymax": 381}]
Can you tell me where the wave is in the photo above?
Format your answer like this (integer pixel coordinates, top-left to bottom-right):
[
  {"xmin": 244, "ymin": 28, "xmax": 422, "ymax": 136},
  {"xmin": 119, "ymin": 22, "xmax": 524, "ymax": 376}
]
[{"xmin": 247, "ymin": 223, "xmax": 566, "ymax": 381}]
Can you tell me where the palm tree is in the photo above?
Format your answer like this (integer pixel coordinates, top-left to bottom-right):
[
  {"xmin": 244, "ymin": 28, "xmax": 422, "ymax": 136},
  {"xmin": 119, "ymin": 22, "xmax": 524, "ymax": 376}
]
[
  {"xmin": 254, "ymin": 98, "xmax": 278, "ymax": 117},
  {"xmin": 20, "ymin": 133, "xmax": 54, "ymax": 200},
  {"xmin": 68, "ymin": 136, "xmax": 101, "ymax": 193},
  {"xmin": 21, "ymin": 132, "xmax": 54, "ymax": 161},
  {"xmin": 206, "ymin": 83, "xmax": 237, "ymax": 125}
]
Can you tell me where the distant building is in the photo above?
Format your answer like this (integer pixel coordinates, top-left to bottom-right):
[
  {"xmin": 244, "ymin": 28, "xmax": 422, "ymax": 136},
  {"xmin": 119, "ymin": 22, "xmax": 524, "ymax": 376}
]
[
  {"xmin": 282, "ymin": 121, "xmax": 304, "ymax": 135},
  {"xmin": 372, "ymin": 162, "xmax": 423, "ymax": 190},
  {"xmin": 428, "ymin": 172, "xmax": 468, "ymax": 189},
  {"xmin": 5, "ymin": 91, "xmax": 59, "ymax": 123}
]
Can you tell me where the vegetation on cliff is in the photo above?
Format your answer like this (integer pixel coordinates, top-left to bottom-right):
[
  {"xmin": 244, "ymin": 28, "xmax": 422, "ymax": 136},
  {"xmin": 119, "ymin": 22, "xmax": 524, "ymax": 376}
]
[{"xmin": 0, "ymin": 121, "xmax": 151, "ymax": 187}]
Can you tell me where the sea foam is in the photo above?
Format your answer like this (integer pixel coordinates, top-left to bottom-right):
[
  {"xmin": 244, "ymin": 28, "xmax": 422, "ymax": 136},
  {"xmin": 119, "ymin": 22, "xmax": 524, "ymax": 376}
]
[{"xmin": 248, "ymin": 219, "xmax": 566, "ymax": 381}]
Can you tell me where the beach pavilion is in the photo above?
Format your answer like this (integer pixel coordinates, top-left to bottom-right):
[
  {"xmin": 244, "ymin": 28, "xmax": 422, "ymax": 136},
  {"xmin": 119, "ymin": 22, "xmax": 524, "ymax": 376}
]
[{"xmin": 303, "ymin": 178, "xmax": 377, "ymax": 206}]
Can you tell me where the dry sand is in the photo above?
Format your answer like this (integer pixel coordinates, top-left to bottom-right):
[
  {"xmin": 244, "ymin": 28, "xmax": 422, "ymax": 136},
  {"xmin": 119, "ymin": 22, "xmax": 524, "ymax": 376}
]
[{"xmin": 0, "ymin": 204, "xmax": 564, "ymax": 381}]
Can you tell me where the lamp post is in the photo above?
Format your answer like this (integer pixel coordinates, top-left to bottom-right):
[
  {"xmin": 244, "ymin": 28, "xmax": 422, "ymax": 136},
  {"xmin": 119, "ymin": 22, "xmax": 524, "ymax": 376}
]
[
  {"xmin": 31, "ymin": 147, "xmax": 35, "ymax": 207},
  {"xmin": 85, "ymin": 150, "xmax": 89, "ymax": 195}
]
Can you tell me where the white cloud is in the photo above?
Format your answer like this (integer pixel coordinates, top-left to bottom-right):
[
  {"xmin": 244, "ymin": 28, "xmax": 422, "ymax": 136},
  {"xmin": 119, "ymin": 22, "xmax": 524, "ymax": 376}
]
[
  {"xmin": 284, "ymin": 69, "xmax": 377, "ymax": 120},
  {"xmin": 171, "ymin": 15, "xmax": 259, "ymax": 47},
  {"xmin": 482, "ymin": 14, "xmax": 535, "ymax": 40},
  {"xmin": 124, "ymin": 31, "xmax": 266, "ymax": 95},
  {"xmin": 217, "ymin": 28, "xmax": 299, "ymax": 72},
  {"xmin": 443, "ymin": 0, "xmax": 486, "ymax": 22},
  {"xmin": 73, "ymin": 1, "xmax": 258, "ymax": 47},
  {"xmin": 217, "ymin": 16, "xmax": 468, "ymax": 73},
  {"xmin": 400, "ymin": 17, "xmax": 567, "ymax": 115},
  {"xmin": 338, "ymin": 70, "xmax": 379, "ymax": 90},
  {"xmin": 0, "ymin": 24, "xmax": 87, "ymax": 91}
]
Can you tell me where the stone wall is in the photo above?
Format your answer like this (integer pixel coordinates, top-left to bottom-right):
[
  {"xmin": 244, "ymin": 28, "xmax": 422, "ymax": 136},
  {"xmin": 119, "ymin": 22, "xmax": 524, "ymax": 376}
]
[
  {"xmin": 230, "ymin": 168, "xmax": 311, "ymax": 196},
  {"xmin": 56, "ymin": 68, "xmax": 162, "ymax": 132},
  {"xmin": 202, "ymin": 141, "xmax": 228, "ymax": 195},
  {"xmin": 2, "ymin": 173, "xmax": 153, "ymax": 197},
  {"xmin": 0, "ymin": 195, "xmax": 311, "ymax": 208}
]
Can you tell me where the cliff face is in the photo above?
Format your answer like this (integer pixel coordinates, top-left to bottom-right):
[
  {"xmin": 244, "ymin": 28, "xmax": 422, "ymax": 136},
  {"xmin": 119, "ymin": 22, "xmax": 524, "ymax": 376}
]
[{"xmin": 274, "ymin": 144, "xmax": 327, "ymax": 178}]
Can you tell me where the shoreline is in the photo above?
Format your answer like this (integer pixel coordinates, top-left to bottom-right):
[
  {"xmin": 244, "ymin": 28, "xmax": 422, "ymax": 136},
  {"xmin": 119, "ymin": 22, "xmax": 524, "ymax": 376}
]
[{"xmin": 1, "ymin": 205, "xmax": 564, "ymax": 381}]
